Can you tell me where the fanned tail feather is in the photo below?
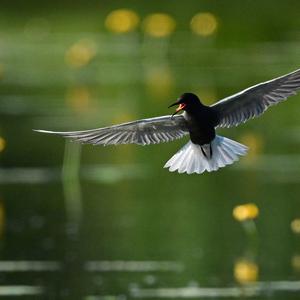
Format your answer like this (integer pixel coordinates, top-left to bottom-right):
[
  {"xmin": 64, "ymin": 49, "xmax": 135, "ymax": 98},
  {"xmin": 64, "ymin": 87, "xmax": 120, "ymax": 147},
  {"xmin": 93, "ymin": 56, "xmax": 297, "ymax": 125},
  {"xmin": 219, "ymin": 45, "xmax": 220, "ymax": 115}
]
[{"xmin": 164, "ymin": 135, "xmax": 248, "ymax": 174}]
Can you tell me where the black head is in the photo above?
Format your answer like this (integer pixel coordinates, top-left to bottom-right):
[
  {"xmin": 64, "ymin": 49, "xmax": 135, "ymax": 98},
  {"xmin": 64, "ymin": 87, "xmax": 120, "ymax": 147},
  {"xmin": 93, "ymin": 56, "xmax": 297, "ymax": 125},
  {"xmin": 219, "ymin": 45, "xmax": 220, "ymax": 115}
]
[{"xmin": 169, "ymin": 93, "xmax": 201, "ymax": 116}]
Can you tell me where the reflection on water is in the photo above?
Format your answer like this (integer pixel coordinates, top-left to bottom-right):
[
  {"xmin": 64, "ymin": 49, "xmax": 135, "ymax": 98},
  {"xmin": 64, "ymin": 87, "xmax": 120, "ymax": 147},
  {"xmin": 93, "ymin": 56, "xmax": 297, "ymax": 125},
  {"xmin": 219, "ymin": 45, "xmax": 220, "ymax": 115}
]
[
  {"xmin": 62, "ymin": 141, "xmax": 82, "ymax": 225},
  {"xmin": 0, "ymin": 259, "xmax": 299, "ymax": 297},
  {"xmin": 1, "ymin": 1, "xmax": 300, "ymax": 299},
  {"xmin": 0, "ymin": 261, "xmax": 61, "ymax": 272},
  {"xmin": 131, "ymin": 281, "xmax": 300, "ymax": 298},
  {"xmin": 0, "ymin": 285, "xmax": 43, "ymax": 296},
  {"xmin": 85, "ymin": 260, "xmax": 184, "ymax": 272}
]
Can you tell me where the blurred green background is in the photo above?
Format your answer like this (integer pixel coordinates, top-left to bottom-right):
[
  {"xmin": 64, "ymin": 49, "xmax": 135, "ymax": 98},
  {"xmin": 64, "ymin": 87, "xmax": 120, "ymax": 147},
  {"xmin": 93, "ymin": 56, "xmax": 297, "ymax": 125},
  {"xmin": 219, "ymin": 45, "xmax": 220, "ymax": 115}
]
[{"xmin": 1, "ymin": 0, "xmax": 300, "ymax": 299}]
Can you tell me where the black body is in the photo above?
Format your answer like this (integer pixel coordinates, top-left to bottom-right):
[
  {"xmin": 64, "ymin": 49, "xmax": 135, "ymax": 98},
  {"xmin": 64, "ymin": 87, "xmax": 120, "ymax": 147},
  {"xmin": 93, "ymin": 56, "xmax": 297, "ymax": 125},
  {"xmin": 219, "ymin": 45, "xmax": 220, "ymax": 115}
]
[{"xmin": 173, "ymin": 93, "xmax": 219, "ymax": 145}]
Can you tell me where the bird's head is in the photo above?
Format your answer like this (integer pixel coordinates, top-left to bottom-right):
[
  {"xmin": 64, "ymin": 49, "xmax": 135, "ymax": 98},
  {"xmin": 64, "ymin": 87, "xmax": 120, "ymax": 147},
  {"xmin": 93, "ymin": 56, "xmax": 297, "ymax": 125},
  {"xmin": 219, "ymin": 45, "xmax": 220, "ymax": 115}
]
[{"xmin": 169, "ymin": 93, "xmax": 201, "ymax": 116}]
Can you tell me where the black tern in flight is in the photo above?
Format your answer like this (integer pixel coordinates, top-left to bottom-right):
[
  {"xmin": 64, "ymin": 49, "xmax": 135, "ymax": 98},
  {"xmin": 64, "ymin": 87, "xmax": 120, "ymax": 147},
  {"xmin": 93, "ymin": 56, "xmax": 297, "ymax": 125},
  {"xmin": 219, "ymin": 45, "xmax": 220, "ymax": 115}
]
[{"xmin": 35, "ymin": 68, "xmax": 300, "ymax": 174}]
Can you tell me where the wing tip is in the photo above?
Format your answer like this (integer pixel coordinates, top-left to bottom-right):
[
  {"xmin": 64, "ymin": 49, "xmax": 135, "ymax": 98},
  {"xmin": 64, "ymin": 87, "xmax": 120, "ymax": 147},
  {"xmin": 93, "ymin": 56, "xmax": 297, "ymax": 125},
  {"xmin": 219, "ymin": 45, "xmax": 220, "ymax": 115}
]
[{"xmin": 33, "ymin": 129, "xmax": 57, "ymax": 134}]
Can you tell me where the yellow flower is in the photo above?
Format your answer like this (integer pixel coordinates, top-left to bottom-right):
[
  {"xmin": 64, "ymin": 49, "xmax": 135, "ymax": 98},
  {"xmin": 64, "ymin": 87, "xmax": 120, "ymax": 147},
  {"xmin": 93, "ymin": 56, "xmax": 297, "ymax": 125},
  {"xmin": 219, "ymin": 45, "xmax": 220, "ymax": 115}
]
[
  {"xmin": 240, "ymin": 132, "xmax": 264, "ymax": 162},
  {"xmin": 233, "ymin": 203, "xmax": 259, "ymax": 222},
  {"xmin": 234, "ymin": 259, "xmax": 259, "ymax": 284},
  {"xmin": 291, "ymin": 219, "xmax": 300, "ymax": 234},
  {"xmin": 190, "ymin": 12, "xmax": 218, "ymax": 36},
  {"xmin": 105, "ymin": 9, "xmax": 139, "ymax": 34},
  {"xmin": 292, "ymin": 254, "xmax": 300, "ymax": 271},
  {"xmin": 65, "ymin": 39, "xmax": 97, "ymax": 69},
  {"xmin": 145, "ymin": 65, "xmax": 174, "ymax": 98},
  {"xmin": 65, "ymin": 86, "xmax": 91, "ymax": 113},
  {"xmin": 143, "ymin": 13, "xmax": 176, "ymax": 38},
  {"xmin": 0, "ymin": 137, "xmax": 6, "ymax": 152}
]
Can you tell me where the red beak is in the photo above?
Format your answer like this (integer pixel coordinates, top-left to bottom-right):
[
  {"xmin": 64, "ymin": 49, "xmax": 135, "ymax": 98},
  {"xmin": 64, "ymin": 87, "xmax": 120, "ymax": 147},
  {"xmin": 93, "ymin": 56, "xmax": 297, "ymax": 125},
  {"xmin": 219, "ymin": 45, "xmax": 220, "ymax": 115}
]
[
  {"xmin": 175, "ymin": 103, "xmax": 186, "ymax": 112},
  {"xmin": 170, "ymin": 103, "xmax": 186, "ymax": 117}
]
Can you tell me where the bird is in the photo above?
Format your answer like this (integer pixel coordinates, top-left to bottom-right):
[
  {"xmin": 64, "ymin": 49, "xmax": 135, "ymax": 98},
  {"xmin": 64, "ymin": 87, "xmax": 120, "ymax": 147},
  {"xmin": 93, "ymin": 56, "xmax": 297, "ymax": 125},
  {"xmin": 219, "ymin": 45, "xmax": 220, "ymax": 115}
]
[{"xmin": 35, "ymin": 68, "xmax": 300, "ymax": 174}]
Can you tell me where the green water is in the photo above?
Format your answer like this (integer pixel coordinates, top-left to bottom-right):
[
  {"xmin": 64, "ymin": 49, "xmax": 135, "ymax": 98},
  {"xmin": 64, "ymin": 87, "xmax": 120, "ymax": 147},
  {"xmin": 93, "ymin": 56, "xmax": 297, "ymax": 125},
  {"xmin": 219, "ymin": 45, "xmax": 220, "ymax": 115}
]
[{"xmin": 1, "ymin": 1, "xmax": 300, "ymax": 299}]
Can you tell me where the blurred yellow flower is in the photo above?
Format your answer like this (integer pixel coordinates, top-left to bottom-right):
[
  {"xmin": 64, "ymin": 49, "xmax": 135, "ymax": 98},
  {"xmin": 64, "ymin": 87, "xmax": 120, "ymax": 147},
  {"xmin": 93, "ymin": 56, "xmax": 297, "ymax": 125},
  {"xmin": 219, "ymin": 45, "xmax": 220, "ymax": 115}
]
[
  {"xmin": 145, "ymin": 65, "xmax": 174, "ymax": 98},
  {"xmin": 65, "ymin": 39, "xmax": 97, "ymax": 69},
  {"xmin": 292, "ymin": 254, "xmax": 300, "ymax": 271},
  {"xmin": 233, "ymin": 203, "xmax": 259, "ymax": 222},
  {"xmin": 240, "ymin": 132, "xmax": 264, "ymax": 162},
  {"xmin": 105, "ymin": 9, "xmax": 140, "ymax": 33},
  {"xmin": 190, "ymin": 12, "xmax": 218, "ymax": 36},
  {"xmin": 143, "ymin": 13, "xmax": 176, "ymax": 38},
  {"xmin": 234, "ymin": 259, "xmax": 259, "ymax": 284},
  {"xmin": 66, "ymin": 86, "xmax": 91, "ymax": 113},
  {"xmin": 0, "ymin": 137, "xmax": 6, "ymax": 152},
  {"xmin": 291, "ymin": 219, "xmax": 300, "ymax": 234}
]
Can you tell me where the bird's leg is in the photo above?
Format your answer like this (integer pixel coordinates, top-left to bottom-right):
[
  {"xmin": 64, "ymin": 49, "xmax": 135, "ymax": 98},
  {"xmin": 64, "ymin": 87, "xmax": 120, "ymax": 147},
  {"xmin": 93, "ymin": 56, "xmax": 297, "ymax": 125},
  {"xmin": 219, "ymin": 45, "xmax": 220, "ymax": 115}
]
[
  {"xmin": 200, "ymin": 144, "xmax": 213, "ymax": 159},
  {"xmin": 200, "ymin": 146, "xmax": 207, "ymax": 158}
]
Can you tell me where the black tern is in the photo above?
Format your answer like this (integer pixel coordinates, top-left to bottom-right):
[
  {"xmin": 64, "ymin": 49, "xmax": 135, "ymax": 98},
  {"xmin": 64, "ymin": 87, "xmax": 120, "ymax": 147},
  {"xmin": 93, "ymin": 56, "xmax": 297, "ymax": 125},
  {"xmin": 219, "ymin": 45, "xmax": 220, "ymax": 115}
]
[{"xmin": 35, "ymin": 68, "xmax": 300, "ymax": 174}]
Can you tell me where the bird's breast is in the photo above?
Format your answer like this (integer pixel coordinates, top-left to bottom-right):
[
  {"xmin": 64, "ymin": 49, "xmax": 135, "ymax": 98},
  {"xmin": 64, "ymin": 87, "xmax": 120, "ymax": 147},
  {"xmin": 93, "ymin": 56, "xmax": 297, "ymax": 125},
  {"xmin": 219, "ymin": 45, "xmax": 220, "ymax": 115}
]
[{"xmin": 183, "ymin": 111, "xmax": 216, "ymax": 145}]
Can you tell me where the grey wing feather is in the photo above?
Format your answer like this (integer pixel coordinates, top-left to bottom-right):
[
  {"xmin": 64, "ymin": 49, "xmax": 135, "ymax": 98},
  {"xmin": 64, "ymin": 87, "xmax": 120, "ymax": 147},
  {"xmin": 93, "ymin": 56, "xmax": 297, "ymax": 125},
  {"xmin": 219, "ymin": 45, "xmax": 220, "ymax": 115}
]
[
  {"xmin": 211, "ymin": 68, "xmax": 300, "ymax": 128},
  {"xmin": 34, "ymin": 115, "xmax": 188, "ymax": 146}
]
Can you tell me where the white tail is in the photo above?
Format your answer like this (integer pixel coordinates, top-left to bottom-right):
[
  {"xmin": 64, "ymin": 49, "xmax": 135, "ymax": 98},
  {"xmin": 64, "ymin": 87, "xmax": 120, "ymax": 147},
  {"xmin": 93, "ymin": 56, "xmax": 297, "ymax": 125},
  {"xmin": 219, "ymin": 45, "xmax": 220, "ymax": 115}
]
[{"xmin": 164, "ymin": 135, "xmax": 248, "ymax": 174}]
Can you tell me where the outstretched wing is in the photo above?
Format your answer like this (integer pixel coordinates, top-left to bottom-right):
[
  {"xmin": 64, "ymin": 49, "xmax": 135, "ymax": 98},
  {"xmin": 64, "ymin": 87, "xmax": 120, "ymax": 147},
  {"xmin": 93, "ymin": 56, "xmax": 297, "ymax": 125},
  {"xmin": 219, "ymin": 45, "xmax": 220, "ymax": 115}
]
[
  {"xmin": 34, "ymin": 115, "xmax": 188, "ymax": 146},
  {"xmin": 211, "ymin": 68, "xmax": 300, "ymax": 128}
]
